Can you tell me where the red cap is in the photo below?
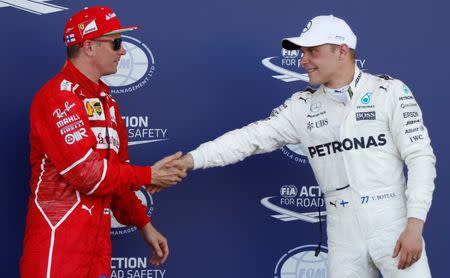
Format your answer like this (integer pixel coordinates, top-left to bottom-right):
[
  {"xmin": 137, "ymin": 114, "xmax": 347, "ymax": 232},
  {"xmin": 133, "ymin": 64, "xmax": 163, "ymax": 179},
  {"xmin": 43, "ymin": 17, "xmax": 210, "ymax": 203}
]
[{"xmin": 63, "ymin": 6, "xmax": 138, "ymax": 46}]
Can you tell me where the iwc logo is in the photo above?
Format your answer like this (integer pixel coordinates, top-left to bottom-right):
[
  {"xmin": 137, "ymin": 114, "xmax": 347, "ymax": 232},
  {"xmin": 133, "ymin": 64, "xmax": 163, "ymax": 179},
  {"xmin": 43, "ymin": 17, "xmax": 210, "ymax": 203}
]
[
  {"xmin": 110, "ymin": 188, "xmax": 154, "ymax": 236},
  {"xmin": 102, "ymin": 35, "xmax": 156, "ymax": 94},
  {"xmin": 274, "ymin": 245, "xmax": 328, "ymax": 278}
]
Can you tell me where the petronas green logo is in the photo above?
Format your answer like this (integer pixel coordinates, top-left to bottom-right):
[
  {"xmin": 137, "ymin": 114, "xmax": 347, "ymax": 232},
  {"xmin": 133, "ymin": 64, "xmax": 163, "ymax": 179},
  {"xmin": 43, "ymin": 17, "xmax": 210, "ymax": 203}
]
[{"xmin": 361, "ymin": 92, "xmax": 372, "ymax": 104}]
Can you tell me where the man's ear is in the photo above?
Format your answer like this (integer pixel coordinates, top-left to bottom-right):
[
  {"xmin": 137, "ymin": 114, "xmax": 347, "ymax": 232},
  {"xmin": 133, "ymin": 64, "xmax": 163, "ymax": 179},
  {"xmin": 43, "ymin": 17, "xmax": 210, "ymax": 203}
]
[{"xmin": 81, "ymin": 40, "xmax": 95, "ymax": 57}]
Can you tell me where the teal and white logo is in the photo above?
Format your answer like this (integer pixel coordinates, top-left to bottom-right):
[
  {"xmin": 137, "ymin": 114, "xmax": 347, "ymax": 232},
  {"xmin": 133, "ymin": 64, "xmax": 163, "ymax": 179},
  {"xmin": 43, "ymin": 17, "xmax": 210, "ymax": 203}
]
[
  {"xmin": 403, "ymin": 84, "xmax": 410, "ymax": 94},
  {"xmin": 274, "ymin": 245, "xmax": 328, "ymax": 278},
  {"xmin": 360, "ymin": 92, "xmax": 373, "ymax": 105}
]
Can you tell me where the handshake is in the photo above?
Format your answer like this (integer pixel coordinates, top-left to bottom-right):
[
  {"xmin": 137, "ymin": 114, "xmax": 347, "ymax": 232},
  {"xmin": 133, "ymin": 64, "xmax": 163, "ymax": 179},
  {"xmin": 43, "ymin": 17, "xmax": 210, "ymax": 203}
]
[{"xmin": 147, "ymin": 151, "xmax": 194, "ymax": 194}]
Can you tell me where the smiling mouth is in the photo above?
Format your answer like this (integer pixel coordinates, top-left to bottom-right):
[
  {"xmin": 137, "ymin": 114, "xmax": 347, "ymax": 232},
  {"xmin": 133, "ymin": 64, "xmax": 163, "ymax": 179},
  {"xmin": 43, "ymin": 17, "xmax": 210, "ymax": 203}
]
[{"xmin": 306, "ymin": 68, "xmax": 317, "ymax": 73}]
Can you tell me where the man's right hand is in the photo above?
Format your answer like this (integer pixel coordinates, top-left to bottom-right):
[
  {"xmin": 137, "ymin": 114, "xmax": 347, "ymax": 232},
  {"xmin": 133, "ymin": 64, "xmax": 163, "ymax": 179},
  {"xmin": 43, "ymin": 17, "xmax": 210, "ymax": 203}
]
[
  {"xmin": 167, "ymin": 153, "xmax": 194, "ymax": 170},
  {"xmin": 150, "ymin": 151, "xmax": 187, "ymax": 187},
  {"xmin": 147, "ymin": 153, "xmax": 194, "ymax": 194}
]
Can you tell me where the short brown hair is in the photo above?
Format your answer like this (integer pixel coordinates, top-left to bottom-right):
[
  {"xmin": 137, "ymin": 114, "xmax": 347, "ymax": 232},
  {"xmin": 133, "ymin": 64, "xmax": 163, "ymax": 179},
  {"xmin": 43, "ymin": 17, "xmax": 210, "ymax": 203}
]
[
  {"xmin": 330, "ymin": 44, "xmax": 356, "ymax": 60},
  {"xmin": 67, "ymin": 45, "xmax": 80, "ymax": 59}
]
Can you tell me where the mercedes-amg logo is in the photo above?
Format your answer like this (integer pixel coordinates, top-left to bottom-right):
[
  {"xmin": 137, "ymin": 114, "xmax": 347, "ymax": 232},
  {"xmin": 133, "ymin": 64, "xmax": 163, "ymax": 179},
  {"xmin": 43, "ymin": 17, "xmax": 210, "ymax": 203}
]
[{"xmin": 302, "ymin": 20, "xmax": 312, "ymax": 33}]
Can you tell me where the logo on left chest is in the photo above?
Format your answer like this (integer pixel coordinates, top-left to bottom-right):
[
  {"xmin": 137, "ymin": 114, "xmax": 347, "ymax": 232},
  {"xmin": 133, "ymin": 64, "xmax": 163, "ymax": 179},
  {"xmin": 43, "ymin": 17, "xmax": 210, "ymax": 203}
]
[{"xmin": 84, "ymin": 98, "xmax": 105, "ymax": 121}]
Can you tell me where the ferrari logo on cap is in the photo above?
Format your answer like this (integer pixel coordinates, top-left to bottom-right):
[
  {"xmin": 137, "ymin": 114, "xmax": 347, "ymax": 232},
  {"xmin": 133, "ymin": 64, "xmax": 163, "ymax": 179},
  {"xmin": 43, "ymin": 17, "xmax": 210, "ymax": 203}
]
[{"xmin": 78, "ymin": 20, "xmax": 98, "ymax": 37}]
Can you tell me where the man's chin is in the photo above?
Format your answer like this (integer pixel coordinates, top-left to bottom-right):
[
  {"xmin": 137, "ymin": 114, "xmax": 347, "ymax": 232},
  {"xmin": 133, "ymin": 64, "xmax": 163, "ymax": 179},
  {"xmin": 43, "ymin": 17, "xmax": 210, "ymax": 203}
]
[
  {"xmin": 103, "ymin": 69, "xmax": 118, "ymax": 76},
  {"xmin": 308, "ymin": 79, "xmax": 322, "ymax": 86}
]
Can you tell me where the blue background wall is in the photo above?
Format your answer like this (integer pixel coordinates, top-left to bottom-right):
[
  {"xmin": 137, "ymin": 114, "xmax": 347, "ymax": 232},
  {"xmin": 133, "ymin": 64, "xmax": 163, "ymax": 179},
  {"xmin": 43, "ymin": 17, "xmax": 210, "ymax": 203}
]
[{"xmin": 1, "ymin": 0, "xmax": 449, "ymax": 277}]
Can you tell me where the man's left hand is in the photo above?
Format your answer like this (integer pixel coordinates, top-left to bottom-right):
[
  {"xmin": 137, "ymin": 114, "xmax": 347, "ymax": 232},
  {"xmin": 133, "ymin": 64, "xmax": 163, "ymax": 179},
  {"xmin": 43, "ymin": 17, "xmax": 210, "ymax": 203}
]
[
  {"xmin": 140, "ymin": 222, "xmax": 169, "ymax": 266},
  {"xmin": 392, "ymin": 217, "xmax": 424, "ymax": 269}
]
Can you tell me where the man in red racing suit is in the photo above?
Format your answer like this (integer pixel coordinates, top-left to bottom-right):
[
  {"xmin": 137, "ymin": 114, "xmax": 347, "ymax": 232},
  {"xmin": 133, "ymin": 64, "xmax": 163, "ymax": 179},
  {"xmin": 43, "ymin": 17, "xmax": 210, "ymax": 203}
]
[{"xmin": 20, "ymin": 6, "xmax": 186, "ymax": 278}]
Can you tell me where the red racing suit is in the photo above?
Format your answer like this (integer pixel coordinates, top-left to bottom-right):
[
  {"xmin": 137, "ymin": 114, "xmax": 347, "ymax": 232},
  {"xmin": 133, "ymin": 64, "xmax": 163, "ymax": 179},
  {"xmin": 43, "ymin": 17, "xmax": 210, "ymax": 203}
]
[{"xmin": 20, "ymin": 60, "xmax": 151, "ymax": 278}]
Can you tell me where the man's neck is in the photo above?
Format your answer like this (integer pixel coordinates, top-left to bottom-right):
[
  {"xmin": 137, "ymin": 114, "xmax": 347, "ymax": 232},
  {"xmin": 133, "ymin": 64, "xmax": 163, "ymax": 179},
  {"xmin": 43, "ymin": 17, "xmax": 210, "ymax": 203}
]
[
  {"xmin": 70, "ymin": 58, "xmax": 100, "ymax": 84},
  {"xmin": 324, "ymin": 63, "xmax": 355, "ymax": 89}
]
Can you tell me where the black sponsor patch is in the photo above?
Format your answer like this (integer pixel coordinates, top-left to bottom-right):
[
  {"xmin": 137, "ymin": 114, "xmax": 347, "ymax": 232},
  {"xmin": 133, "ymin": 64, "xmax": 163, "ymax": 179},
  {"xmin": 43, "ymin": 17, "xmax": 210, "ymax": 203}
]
[{"xmin": 356, "ymin": 111, "xmax": 376, "ymax": 121}]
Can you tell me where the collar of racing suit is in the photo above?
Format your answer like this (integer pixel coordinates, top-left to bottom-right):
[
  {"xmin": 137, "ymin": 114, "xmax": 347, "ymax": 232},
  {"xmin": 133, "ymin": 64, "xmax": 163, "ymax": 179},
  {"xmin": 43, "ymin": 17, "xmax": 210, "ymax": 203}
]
[
  {"xmin": 61, "ymin": 60, "xmax": 110, "ymax": 97},
  {"xmin": 322, "ymin": 65, "xmax": 362, "ymax": 104}
]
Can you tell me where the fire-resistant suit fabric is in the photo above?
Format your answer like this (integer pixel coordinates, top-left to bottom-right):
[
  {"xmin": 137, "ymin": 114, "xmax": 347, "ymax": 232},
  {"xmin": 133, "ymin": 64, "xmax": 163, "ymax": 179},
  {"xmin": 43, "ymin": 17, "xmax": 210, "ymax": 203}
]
[
  {"xmin": 189, "ymin": 66, "xmax": 436, "ymax": 277},
  {"xmin": 21, "ymin": 60, "xmax": 151, "ymax": 278}
]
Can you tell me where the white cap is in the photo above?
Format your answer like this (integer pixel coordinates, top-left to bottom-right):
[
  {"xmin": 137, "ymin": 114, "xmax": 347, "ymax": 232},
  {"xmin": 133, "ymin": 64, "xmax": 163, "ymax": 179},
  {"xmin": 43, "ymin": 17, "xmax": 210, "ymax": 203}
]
[{"xmin": 282, "ymin": 15, "xmax": 357, "ymax": 50}]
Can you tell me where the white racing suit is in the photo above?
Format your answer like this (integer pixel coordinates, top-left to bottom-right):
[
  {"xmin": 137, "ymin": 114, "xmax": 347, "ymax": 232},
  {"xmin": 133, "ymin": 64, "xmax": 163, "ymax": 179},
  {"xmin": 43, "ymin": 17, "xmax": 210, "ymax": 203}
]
[{"xmin": 190, "ymin": 66, "xmax": 436, "ymax": 277}]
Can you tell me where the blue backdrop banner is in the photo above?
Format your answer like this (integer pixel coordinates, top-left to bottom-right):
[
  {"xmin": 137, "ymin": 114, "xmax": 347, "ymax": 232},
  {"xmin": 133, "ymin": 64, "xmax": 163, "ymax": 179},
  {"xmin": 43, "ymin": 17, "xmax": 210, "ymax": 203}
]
[{"xmin": 1, "ymin": 0, "xmax": 449, "ymax": 277}]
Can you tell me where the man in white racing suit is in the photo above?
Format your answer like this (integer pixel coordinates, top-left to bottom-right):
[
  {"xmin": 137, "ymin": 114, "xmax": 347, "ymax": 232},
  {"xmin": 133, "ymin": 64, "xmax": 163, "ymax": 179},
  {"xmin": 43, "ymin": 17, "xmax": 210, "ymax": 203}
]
[{"xmin": 154, "ymin": 15, "xmax": 436, "ymax": 277}]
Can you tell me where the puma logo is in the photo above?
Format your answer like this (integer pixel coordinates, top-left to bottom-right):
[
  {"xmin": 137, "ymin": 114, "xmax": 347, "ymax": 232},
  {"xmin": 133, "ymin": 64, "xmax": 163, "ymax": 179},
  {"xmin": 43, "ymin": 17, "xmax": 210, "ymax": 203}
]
[
  {"xmin": 81, "ymin": 204, "xmax": 94, "ymax": 216},
  {"xmin": 299, "ymin": 96, "xmax": 309, "ymax": 103},
  {"xmin": 329, "ymin": 201, "xmax": 337, "ymax": 208}
]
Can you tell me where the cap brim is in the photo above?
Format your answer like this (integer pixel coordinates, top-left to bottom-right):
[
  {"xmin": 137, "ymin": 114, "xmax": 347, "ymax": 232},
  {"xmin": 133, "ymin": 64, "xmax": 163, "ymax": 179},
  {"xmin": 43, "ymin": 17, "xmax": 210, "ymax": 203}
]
[
  {"xmin": 103, "ymin": 25, "xmax": 139, "ymax": 36},
  {"xmin": 282, "ymin": 37, "xmax": 302, "ymax": 50},
  {"xmin": 282, "ymin": 36, "xmax": 328, "ymax": 50}
]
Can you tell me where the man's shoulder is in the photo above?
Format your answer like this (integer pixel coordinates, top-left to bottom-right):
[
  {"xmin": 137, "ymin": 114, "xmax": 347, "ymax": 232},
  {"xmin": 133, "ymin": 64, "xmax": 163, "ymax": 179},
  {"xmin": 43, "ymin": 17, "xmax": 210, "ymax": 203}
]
[
  {"xmin": 36, "ymin": 72, "xmax": 76, "ymax": 97},
  {"xmin": 363, "ymin": 72, "xmax": 407, "ymax": 94},
  {"xmin": 290, "ymin": 86, "xmax": 318, "ymax": 103},
  {"xmin": 31, "ymin": 73, "xmax": 81, "ymax": 110},
  {"xmin": 364, "ymin": 72, "xmax": 405, "ymax": 86}
]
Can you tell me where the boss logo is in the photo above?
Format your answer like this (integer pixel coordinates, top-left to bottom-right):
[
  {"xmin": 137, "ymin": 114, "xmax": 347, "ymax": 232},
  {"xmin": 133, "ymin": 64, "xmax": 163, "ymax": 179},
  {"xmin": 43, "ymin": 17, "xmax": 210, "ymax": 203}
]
[{"xmin": 356, "ymin": 111, "xmax": 376, "ymax": 121}]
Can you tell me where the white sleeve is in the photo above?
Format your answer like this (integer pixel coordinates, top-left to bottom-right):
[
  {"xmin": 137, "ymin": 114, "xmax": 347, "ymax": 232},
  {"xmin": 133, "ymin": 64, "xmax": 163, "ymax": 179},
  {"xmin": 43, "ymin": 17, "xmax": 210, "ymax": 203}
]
[
  {"xmin": 190, "ymin": 94, "xmax": 304, "ymax": 170},
  {"xmin": 388, "ymin": 79, "xmax": 436, "ymax": 221}
]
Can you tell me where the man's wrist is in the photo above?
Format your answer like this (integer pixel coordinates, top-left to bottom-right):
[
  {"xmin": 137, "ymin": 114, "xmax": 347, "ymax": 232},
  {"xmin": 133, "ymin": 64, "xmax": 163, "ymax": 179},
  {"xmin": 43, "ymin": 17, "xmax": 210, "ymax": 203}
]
[{"xmin": 406, "ymin": 217, "xmax": 424, "ymax": 234}]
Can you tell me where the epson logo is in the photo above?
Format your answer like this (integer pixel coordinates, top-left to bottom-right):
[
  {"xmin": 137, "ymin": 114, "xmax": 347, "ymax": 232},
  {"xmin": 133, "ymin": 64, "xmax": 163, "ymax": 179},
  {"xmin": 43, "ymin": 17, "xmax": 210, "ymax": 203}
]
[
  {"xmin": 308, "ymin": 134, "xmax": 387, "ymax": 158},
  {"xmin": 356, "ymin": 111, "xmax": 376, "ymax": 121},
  {"xmin": 403, "ymin": 112, "xmax": 419, "ymax": 118}
]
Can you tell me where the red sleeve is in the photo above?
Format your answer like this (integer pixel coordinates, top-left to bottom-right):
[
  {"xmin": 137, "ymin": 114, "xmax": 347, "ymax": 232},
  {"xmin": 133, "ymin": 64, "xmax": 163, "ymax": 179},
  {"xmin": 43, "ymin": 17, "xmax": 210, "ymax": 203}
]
[
  {"xmin": 111, "ymin": 188, "xmax": 151, "ymax": 229},
  {"xmin": 34, "ymin": 90, "xmax": 151, "ymax": 196},
  {"xmin": 110, "ymin": 101, "xmax": 151, "ymax": 228}
]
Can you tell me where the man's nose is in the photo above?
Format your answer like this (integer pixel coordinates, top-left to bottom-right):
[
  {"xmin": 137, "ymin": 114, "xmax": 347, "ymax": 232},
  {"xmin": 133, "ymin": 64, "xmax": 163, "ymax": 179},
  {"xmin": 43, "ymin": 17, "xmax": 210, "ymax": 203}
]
[{"xmin": 300, "ymin": 54, "xmax": 308, "ymax": 68}]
